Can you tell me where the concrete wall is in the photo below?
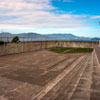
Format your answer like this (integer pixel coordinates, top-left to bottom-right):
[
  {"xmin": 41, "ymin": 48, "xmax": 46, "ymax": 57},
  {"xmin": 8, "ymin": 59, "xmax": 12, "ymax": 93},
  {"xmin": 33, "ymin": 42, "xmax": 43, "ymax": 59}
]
[{"xmin": 0, "ymin": 41, "xmax": 99, "ymax": 56}]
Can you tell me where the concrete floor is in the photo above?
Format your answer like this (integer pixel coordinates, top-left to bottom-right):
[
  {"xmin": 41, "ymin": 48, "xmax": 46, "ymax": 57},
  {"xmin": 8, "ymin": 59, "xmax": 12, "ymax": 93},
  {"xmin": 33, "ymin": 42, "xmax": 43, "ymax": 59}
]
[{"xmin": 0, "ymin": 49, "xmax": 100, "ymax": 100}]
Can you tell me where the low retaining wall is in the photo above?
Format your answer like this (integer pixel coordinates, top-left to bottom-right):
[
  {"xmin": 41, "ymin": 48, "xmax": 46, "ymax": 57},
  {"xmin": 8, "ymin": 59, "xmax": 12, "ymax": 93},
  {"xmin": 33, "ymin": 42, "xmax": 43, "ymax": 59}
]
[{"xmin": 0, "ymin": 41, "xmax": 99, "ymax": 56}]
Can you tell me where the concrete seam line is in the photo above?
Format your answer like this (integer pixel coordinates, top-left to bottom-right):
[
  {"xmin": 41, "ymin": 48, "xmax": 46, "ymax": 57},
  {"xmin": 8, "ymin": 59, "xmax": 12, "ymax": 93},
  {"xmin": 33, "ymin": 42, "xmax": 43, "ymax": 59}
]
[
  {"xmin": 67, "ymin": 54, "xmax": 92, "ymax": 100},
  {"xmin": 31, "ymin": 55, "xmax": 85, "ymax": 100},
  {"xmin": 94, "ymin": 49, "xmax": 100, "ymax": 68}
]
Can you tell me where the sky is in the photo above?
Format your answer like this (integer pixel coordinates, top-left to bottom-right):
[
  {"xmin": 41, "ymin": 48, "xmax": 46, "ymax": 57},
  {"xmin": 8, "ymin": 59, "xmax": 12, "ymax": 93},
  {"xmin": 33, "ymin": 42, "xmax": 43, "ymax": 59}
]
[{"xmin": 0, "ymin": 0, "xmax": 100, "ymax": 37}]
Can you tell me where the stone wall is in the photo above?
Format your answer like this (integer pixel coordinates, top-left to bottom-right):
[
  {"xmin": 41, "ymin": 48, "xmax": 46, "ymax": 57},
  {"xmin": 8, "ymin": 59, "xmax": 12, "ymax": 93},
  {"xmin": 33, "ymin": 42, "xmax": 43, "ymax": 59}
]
[{"xmin": 0, "ymin": 41, "xmax": 99, "ymax": 56}]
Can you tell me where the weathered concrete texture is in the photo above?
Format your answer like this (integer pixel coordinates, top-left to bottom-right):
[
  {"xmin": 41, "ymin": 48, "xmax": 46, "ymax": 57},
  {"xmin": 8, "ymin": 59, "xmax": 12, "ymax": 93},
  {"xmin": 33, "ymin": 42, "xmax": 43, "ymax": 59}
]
[
  {"xmin": 95, "ymin": 47, "xmax": 100, "ymax": 65},
  {"xmin": 0, "ymin": 49, "xmax": 100, "ymax": 100},
  {"xmin": 33, "ymin": 49, "xmax": 100, "ymax": 100},
  {"xmin": 0, "ymin": 50, "xmax": 83, "ymax": 100},
  {"xmin": 0, "ymin": 41, "xmax": 98, "ymax": 56}
]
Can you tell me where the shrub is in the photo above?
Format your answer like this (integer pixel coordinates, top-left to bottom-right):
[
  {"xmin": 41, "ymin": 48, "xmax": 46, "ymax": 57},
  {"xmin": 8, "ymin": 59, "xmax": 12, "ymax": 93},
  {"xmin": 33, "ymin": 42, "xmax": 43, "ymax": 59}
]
[
  {"xmin": 0, "ymin": 40, "xmax": 4, "ymax": 45},
  {"xmin": 12, "ymin": 36, "xmax": 19, "ymax": 43}
]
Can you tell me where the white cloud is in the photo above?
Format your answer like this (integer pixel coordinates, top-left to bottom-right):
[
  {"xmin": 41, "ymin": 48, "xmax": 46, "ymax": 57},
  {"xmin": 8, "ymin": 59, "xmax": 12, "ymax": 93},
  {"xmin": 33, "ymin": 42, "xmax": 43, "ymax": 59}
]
[
  {"xmin": 63, "ymin": 0, "xmax": 73, "ymax": 2},
  {"xmin": 0, "ymin": 0, "xmax": 88, "ymax": 30},
  {"xmin": 56, "ymin": 0, "xmax": 73, "ymax": 2},
  {"xmin": 91, "ymin": 16, "xmax": 100, "ymax": 19}
]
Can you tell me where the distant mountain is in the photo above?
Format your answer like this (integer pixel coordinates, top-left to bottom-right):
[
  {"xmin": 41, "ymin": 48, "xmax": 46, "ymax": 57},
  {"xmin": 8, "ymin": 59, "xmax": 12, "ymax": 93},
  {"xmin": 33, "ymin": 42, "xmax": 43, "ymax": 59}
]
[
  {"xmin": 44, "ymin": 33, "xmax": 91, "ymax": 41},
  {"xmin": 0, "ymin": 33, "xmax": 81, "ymax": 40},
  {"xmin": 18, "ymin": 32, "xmax": 49, "ymax": 38},
  {"xmin": 0, "ymin": 32, "xmax": 49, "ymax": 42},
  {"xmin": 0, "ymin": 32, "xmax": 12, "ymax": 37},
  {"xmin": 91, "ymin": 37, "xmax": 100, "ymax": 41},
  {"xmin": 0, "ymin": 32, "xmax": 46, "ymax": 38},
  {"xmin": 45, "ymin": 33, "xmax": 78, "ymax": 40},
  {"xmin": 0, "ymin": 32, "xmax": 99, "ymax": 42}
]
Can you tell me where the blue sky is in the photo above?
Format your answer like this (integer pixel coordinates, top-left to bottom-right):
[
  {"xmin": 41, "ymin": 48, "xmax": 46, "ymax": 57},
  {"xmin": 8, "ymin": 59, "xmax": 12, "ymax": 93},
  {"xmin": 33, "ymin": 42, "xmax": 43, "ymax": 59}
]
[{"xmin": 0, "ymin": 0, "xmax": 100, "ymax": 37}]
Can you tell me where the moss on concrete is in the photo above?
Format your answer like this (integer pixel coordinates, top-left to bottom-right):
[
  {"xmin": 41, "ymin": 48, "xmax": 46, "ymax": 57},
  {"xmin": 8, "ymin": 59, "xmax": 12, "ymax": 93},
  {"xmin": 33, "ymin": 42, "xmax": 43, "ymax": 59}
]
[{"xmin": 49, "ymin": 47, "xmax": 93, "ymax": 53}]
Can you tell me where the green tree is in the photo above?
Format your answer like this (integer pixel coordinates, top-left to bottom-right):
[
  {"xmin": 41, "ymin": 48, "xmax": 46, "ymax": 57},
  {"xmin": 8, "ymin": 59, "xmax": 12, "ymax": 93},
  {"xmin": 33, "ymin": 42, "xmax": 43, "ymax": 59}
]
[
  {"xmin": 12, "ymin": 36, "xmax": 19, "ymax": 43},
  {"xmin": 0, "ymin": 40, "xmax": 4, "ymax": 45}
]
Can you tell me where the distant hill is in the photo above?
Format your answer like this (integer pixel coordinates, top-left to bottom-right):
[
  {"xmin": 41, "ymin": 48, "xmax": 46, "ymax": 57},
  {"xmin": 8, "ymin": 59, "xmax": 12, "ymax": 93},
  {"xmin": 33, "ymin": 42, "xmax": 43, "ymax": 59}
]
[
  {"xmin": 0, "ymin": 32, "xmax": 12, "ymax": 37},
  {"xmin": 44, "ymin": 33, "xmax": 91, "ymax": 41},
  {"xmin": 44, "ymin": 33, "xmax": 78, "ymax": 40},
  {"xmin": 0, "ymin": 32, "xmax": 99, "ymax": 42},
  {"xmin": 91, "ymin": 37, "xmax": 100, "ymax": 41},
  {"xmin": 0, "ymin": 32, "xmax": 49, "ymax": 42},
  {"xmin": 0, "ymin": 32, "xmax": 47, "ymax": 38}
]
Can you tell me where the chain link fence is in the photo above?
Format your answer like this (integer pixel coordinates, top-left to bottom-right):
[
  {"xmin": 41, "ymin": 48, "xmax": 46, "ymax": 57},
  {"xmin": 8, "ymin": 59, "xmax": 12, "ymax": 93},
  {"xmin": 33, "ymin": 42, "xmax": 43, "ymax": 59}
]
[
  {"xmin": 0, "ymin": 36, "xmax": 98, "ymax": 43},
  {"xmin": 0, "ymin": 36, "xmax": 58, "ymax": 42}
]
